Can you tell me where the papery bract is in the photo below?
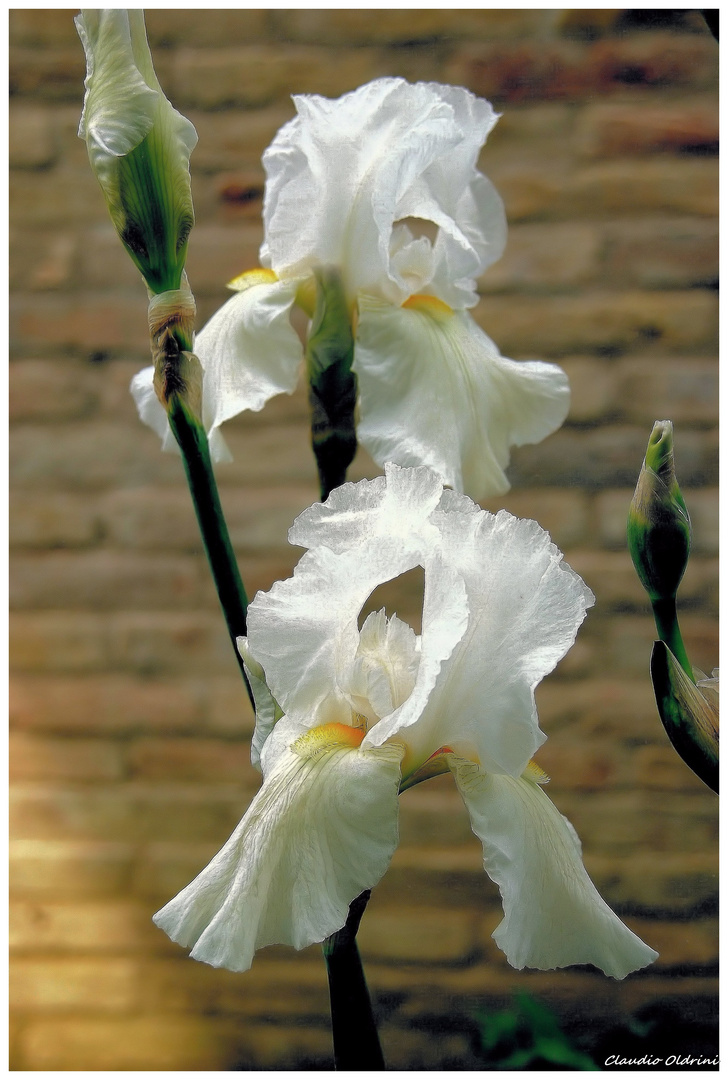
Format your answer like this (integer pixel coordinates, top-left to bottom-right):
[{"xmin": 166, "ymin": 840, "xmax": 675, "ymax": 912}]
[
  {"xmin": 154, "ymin": 464, "xmax": 657, "ymax": 979},
  {"xmin": 133, "ymin": 78, "xmax": 569, "ymax": 500}
]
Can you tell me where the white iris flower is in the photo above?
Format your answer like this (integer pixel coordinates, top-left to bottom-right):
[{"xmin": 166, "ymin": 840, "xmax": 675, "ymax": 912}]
[
  {"xmin": 153, "ymin": 464, "xmax": 657, "ymax": 978},
  {"xmin": 132, "ymin": 78, "xmax": 569, "ymax": 500}
]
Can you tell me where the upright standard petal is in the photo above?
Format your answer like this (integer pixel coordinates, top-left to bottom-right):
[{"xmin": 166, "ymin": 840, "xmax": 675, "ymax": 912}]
[
  {"xmin": 153, "ymin": 724, "xmax": 404, "ymax": 972},
  {"xmin": 354, "ymin": 295, "xmax": 570, "ymax": 501},
  {"xmin": 261, "ymin": 78, "xmax": 503, "ymax": 304},
  {"xmin": 452, "ymin": 759, "xmax": 658, "ymax": 979},
  {"xmin": 193, "ymin": 277, "xmax": 304, "ymax": 461},
  {"xmin": 417, "ymin": 502, "xmax": 594, "ymax": 776}
]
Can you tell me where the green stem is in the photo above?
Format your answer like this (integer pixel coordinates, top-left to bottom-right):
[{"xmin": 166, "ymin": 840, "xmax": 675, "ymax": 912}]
[
  {"xmin": 322, "ymin": 890, "xmax": 385, "ymax": 1070},
  {"xmin": 651, "ymin": 597, "xmax": 694, "ymax": 682},
  {"xmin": 168, "ymin": 395, "xmax": 254, "ymax": 707}
]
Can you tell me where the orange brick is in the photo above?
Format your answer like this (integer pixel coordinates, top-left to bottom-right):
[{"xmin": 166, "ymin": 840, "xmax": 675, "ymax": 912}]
[
  {"xmin": 358, "ymin": 907, "xmax": 479, "ymax": 964},
  {"xmin": 10, "ymin": 839, "xmax": 135, "ymax": 898},
  {"xmin": 474, "ymin": 289, "xmax": 718, "ymax": 358},
  {"xmin": 9, "ymin": 359, "xmax": 96, "ymax": 422},
  {"xmin": 10, "ymin": 899, "xmax": 164, "ymax": 953},
  {"xmin": 615, "ymin": 356, "xmax": 719, "ymax": 426},
  {"xmin": 580, "ymin": 101, "xmax": 718, "ymax": 157},
  {"xmin": 10, "ymin": 732, "xmax": 125, "ymax": 782},
  {"xmin": 490, "ymin": 488, "xmax": 590, "ymax": 549},
  {"xmin": 10, "ymin": 491, "xmax": 100, "ymax": 548},
  {"xmin": 127, "ymin": 737, "xmax": 251, "ymax": 782},
  {"xmin": 11, "ymin": 957, "xmax": 138, "ymax": 1011},
  {"xmin": 10, "ymin": 612, "xmax": 109, "ymax": 673},
  {"xmin": 11, "ymin": 550, "xmax": 206, "ymax": 611},
  {"xmin": 10, "ymin": 674, "xmax": 204, "ymax": 735},
  {"xmin": 9, "ymin": 104, "xmax": 56, "ymax": 168}
]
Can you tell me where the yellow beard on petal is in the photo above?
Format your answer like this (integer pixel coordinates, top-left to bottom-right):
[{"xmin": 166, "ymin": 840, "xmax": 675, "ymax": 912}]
[
  {"xmin": 401, "ymin": 294, "xmax": 454, "ymax": 322},
  {"xmin": 292, "ymin": 722, "xmax": 367, "ymax": 760},
  {"xmin": 227, "ymin": 267, "xmax": 279, "ymax": 292}
]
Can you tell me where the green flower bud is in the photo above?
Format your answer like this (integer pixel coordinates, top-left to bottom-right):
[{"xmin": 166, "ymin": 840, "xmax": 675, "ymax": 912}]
[
  {"xmin": 627, "ymin": 420, "xmax": 691, "ymax": 603},
  {"xmin": 305, "ymin": 266, "xmax": 358, "ymax": 500},
  {"xmin": 650, "ymin": 640, "xmax": 718, "ymax": 793},
  {"xmin": 76, "ymin": 9, "xmax": 197, "ymax": 294}
]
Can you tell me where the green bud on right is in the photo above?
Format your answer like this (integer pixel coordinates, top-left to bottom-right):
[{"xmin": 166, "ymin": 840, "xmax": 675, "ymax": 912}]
[{"xmin": 627, "ymin": 420, "xmax": 691, "ymax": 603}]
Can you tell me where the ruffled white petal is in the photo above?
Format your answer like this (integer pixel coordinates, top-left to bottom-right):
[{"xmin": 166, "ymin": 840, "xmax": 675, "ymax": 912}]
[
  {"xmin": 277, "ymin": 465, "xmax": 592, "ymax": 776},
  {"xmin": 153, "ymin": 731, "xmax": 404, "ymax": 972},
  {"xmin": 261, "ymin": 78, "xmax": 503, "ymax": 304},
  {"xmin": 353, "ymin": 296, "xmax": 570, "ymax": 501},
  {"xmin": 417, "ymin": 505, "xmax": 594, "ymax": 775},
  {"xmin": 129, "ymin": 365, "xmax": 178, "ymax": 454},
  {"xmin": 452, "ymin": 760, "xmax": 658, "ymax": 979},
  {"xmin": 246, "ymin": 534, "xmax": 425, "ymax": 729},
  {"xmin": 288, "ymin": 462, "xmax": 443, "ymax": 554},
  {"xmin": 194, "ymin": 278, "xmax": 304, "ymax": 460}
]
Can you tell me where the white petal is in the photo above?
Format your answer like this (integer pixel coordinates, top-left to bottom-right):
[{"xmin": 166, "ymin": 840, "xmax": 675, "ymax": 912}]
[
  {"xmin": 354, "ymin": 296, "xmax": 570, "ymax": 501},
  {"xmin": 246, "ymin": 535, "xmax": 424, "ymax": 728},
  {"xmin": 129, "ymin": 366, "xmax": 178, "ymax": 454},
  {"xmin": 452, "ymin": 760, "xmax": 658, "ymax": 979},
  {"xmin": 288, "ymin": 462, "xmax": 443, "ymax": 554},
  {"xmin": 237, "ymin": 636, "xmax": 282, "ymax": 771},
  {"xmin": 194, "ymin": 278, "xmax": 304, "ymax": 453},
  {"xmin": 153, "ymin": 729, "xmax": 404, "ymax": 972},
  {"xmin": 261, "ymin": 78, "xmax": 502, "ymax": 303},
  {"xmin": 349, "ymin": 610, "xmax": 420, "ymax": 722},
  {"xmin": 417, "ymin": 506, "xmax": 593, "ymax": 775}
]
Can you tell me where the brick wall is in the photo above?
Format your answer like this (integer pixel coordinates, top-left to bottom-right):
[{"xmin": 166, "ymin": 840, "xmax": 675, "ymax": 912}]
[{"xmin": 9, "ymin": 9, "xmax": 718, "ymax": 1070}]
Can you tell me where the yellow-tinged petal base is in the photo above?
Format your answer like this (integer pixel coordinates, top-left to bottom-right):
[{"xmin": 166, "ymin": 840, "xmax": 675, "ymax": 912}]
[
  {"xmin": 227, "ymin": 267, "xmax": 278, "ymax": 292},
  {"xmin": 402, "ymin": 293, "xmax": 454, "ymax": 321},
  {"xmin": 293, "ymin": 721, "xmax": 367, "ymax": 759}
]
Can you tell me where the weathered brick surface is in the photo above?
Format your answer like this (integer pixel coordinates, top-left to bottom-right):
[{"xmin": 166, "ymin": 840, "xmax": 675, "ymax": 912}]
[{"xmin": 10, "ymin": 9, "xmax": 717, "ymax": 1072}]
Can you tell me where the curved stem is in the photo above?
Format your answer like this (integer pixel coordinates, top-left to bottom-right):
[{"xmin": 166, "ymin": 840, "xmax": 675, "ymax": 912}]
[
  {"xmin": 651, "ymin": 597, "xmax": 693, "ymax": 682},
  {"xmin": 322, "ymin": 890, "xmax": 385, "ymax": 1070},
  {"xmin": 168, "ymin": 395, "xmax": 254, "ymax": 708}
]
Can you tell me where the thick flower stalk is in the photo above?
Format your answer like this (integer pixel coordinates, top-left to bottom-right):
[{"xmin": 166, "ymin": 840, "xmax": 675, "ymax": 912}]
[
  {"xmin": 132, "ymin": 78, "xmax": 570, "ymax": 501},
  {"xmin": 77, "ymin": 9, "xmax": 251, "ymax": 691},
  {"xmin": 153, "ymin": 464, "xmax": 657, "ymax": 981}
]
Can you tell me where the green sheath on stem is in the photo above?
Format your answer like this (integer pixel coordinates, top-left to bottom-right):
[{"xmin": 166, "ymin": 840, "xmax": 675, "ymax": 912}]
[
  {"xmin": 306, "ymin": 267, "xmax": 358, "ymax": 502},
  {"xmin": 323, "ymin": 890, "xmax": 385, "ymax": 1071}
]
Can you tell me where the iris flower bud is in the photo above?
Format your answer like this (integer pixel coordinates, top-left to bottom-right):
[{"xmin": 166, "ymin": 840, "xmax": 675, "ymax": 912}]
[
  {"xmin": 76, "ymin": 9, "xmax": 198, "ymax": 294},
  {"xmin": 627, "ymin": 420, "xmax": 691, "ymax": 603}
]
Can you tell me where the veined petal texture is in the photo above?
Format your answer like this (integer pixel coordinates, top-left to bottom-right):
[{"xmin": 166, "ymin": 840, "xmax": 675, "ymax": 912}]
[
  {"xmin": 452, "ymin": 760, "xmax": 659, "ymax": 978},
  {"xmin": 194, "ymin": 277, "xmax": 304, "ymax": 460},
  {"xmin": 354, "ymin": 296, "xmax": 570, "ymax": 501},
  {"xmin": 260, "ymin": 78, "xmax": 504, "ymax": 304},
  {"xmin": 153, "ymin": 730, "xmax": 403, "ymax": 972}
]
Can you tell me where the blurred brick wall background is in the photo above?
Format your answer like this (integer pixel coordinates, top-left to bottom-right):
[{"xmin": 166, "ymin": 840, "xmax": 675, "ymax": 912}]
[{"xmin": 9, "ymin": 8, "xmax": 718, "ymax": 1071}]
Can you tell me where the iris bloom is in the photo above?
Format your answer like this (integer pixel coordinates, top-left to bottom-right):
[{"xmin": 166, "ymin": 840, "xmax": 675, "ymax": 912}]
[
  {"xmin": 133, "ymin": 78, "xmax": 569, "ymax": 500},
  {"xmin": 154, "ymin": 464, "xmax": 657, "ymax": 978},
  {"xmin": 76, "ymin": 9, "xmax": 198, "ymax": 293}
]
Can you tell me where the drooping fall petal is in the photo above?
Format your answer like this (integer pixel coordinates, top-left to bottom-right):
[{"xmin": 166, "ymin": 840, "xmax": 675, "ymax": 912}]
[
  {"xmin": 353, "ymin": 295, "xmax": 570, "ymax": 501},
  {"xmin": 153, "ymin": 725, "xmax": 403, "ymax": 972},
  {"xmin": 451, "ymin": 759, "xmax": 659, "ymax": 978}
]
